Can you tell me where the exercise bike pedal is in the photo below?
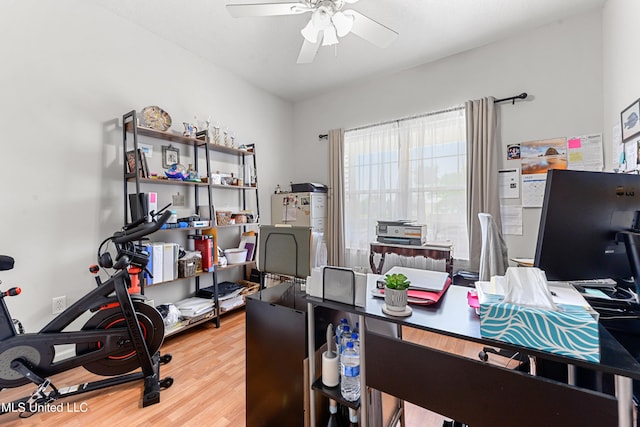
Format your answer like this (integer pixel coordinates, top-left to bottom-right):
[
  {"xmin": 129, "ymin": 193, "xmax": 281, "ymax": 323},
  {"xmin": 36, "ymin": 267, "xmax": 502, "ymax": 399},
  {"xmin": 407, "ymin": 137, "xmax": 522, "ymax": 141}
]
[{"xmin": 159, "ymin": 354, "xmax": 172, "ymax": 364}]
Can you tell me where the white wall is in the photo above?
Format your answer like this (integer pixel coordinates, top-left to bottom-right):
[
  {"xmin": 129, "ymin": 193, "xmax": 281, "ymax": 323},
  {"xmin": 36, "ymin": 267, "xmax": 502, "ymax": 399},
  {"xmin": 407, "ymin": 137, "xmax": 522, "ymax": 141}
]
[
  {"xmin": 292, "ymin": 10, "xmax": 603, "ymax": 265},
  {"xmin": 603, "ymin": 0, "xmax": 640, "ymax": 157},
  {"xmin": 0, "ymin": 0, "xmax": 293, "ymax": 329}
]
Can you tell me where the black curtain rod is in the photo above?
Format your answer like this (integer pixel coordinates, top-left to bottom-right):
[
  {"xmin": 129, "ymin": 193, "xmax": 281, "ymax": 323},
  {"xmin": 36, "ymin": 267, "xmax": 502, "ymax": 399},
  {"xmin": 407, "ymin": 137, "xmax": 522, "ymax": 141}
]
[
  {"xmin": 318, "ymin": 92, "xmax": 528, "ymax": 139},
  {"xmin": 495, "ymin": 92, "xmax": 528, "ymax": 104}
]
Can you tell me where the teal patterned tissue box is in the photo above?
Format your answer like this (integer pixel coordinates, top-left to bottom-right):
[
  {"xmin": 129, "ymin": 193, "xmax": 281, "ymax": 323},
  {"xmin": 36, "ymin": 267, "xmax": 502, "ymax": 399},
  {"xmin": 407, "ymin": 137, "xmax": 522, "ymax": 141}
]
[{"xmin": 476, "ymin": 282, "xmax": 600, "ymax": 363}]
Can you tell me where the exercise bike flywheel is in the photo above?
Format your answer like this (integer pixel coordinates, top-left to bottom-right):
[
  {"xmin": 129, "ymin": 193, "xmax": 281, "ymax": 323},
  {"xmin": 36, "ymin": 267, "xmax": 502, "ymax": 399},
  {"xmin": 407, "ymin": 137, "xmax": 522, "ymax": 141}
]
[{"xmin": 77, "ymin": 302, "xmax": 164, "ymax": 376}]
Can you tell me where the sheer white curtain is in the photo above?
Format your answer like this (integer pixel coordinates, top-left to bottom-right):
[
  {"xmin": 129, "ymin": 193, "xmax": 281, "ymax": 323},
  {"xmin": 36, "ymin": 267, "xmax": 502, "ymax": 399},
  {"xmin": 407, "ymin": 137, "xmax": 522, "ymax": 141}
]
[{"xmin": 343, "ymin": 107, "xmax": 468, "ymax": 272}]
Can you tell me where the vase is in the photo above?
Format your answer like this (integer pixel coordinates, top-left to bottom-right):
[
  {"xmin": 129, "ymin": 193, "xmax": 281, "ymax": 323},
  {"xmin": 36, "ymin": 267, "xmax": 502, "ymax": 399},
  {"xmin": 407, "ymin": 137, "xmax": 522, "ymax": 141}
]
[{"xmin": 384, "ymin": 287, "xmax": 408, "ymax": 311}]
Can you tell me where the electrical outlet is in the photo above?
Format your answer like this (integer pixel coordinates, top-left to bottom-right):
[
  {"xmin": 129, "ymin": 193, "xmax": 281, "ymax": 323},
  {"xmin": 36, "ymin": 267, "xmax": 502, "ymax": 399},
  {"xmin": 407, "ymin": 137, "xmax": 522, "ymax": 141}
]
[{"xmin": 52, "ymin": 296, "xmax": 66, "ymax": 314}]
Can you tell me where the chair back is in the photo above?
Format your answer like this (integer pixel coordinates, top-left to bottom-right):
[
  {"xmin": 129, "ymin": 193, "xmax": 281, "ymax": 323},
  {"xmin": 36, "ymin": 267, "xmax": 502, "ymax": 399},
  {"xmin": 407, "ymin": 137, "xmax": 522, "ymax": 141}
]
[{"xmin": 478, "ymin": 213, "xmax": 508, "ymax": 281}]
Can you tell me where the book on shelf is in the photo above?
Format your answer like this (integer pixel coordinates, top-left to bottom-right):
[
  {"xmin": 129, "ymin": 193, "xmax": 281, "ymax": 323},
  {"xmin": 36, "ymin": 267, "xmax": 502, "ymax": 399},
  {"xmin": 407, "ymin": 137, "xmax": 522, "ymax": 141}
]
[
  {"xmin": 162, "ymin": 243, "xmax": 179, "ymax": 282},
  {"xmin": 128, "ymin": 192, "xmax": 158, "ymax": 223},
  {"xmin": 239, "ymin": 231, "xmax": 257, "ymax": 261},
  {"xmin": 142, "ymin": 242, "xmax": 164, "ymax": 285},
  {"xmin": 129, "ymin": 193, "xmax": 148, "ymax": 223}
]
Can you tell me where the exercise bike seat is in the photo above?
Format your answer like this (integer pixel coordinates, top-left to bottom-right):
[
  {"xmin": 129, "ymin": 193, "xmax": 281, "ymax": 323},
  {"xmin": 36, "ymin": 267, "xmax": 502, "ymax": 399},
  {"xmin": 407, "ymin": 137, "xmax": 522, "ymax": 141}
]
[{"xmin": 0, "ymin": 256, "xmax": 14, "ymax": 271}]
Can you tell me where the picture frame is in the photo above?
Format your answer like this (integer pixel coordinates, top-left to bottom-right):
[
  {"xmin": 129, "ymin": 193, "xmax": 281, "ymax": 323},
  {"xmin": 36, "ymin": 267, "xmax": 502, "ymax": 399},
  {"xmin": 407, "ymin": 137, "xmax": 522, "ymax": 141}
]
[
  {"xmin": 162, "ymin": 145, "xmax": 180, "ymax": 168},
  {"xmin": 621, "ymin": 98, "xmax": 640, "ymax": 142},
  {"xmin": 507, "ymin": 144, "xmax": 521, "ymax": 160},
  {"xmin": 126, "ymin": 148, "xmax": 149, "ymax": 178}
]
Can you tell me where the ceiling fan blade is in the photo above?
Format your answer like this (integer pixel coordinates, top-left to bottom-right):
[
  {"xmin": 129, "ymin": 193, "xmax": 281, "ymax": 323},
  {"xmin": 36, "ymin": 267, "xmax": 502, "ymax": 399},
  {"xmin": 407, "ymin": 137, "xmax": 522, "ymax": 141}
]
[
  {"xmin": 226, "ymin": 2, "xmax": 310, "ymax": 18},
  {"xmin": 344, "ymin": 9, "xmax": 398, "ymax": 48},
  {"xmin": 297, "ymin": 36, "xmax": 322, "ymax": 64}
]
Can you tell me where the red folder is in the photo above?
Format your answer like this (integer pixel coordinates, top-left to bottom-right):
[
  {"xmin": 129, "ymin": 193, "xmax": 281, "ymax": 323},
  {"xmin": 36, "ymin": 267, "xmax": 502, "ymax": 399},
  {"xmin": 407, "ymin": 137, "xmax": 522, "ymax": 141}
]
[{"xmin": 377, "ymin": 277, "xmax": 452, "ymax": 305}]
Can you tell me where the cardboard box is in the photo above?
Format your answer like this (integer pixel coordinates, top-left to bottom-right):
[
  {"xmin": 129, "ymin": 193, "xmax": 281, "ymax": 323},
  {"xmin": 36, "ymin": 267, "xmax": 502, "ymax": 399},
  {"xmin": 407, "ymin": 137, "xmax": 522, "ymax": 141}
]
[{"xmin": 476, "ymin": 280, "xmax": 600, "ymax": 362}]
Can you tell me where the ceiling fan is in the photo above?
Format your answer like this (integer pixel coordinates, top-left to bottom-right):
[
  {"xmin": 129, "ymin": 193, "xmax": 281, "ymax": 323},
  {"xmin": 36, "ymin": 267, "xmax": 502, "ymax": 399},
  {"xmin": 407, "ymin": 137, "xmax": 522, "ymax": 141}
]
[{"xmin": 226, "ymin": 0, "xmax": 398, "ymax": 63}]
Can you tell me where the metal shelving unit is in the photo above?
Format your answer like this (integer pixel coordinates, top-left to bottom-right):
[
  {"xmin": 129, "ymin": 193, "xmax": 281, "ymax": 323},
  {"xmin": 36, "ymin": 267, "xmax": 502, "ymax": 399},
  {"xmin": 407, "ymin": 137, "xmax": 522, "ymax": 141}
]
[{"xmin": 122, "ymin": 110, "xmax": 260, "ymax": 333}]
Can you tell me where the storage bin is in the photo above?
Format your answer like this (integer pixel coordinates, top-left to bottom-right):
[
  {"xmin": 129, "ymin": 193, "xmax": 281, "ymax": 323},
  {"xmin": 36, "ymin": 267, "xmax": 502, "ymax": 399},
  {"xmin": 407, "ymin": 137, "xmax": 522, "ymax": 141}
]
[
  {"xmin": 178, "ymin": 256, "xmax": 199, "ymax": 278},
  {"xmin": 216, "ymin": 210, "xmax": 232, "ymax": 226},
  {"xmin": 224, "ymin": 248, "xmax": 247, "ymax": 264},
  {"xmin": 232, "ymin": 213, "xmax": 247, "ymax": 224}
]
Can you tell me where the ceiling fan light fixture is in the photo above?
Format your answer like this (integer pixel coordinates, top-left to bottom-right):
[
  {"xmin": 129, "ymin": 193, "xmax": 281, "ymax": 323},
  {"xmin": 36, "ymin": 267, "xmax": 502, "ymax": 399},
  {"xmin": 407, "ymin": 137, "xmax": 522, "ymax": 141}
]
[
  {"xmin": 331, "ymin": 11, "xmax": 353, "ymax": 37},
  {"xmin": 226, "ymin": 0, "xmax": 398, "ymax": 63},
  {"xmin": 301, "ymin": 19, "xmax": 320, "ymax": 43},
  {"xmin": 322, "ymin": 25, "xmax": 339, "ymax": 46},
  {"xmin": 311, "ymin": 6, "xmax": 332, "ymax": 29}
]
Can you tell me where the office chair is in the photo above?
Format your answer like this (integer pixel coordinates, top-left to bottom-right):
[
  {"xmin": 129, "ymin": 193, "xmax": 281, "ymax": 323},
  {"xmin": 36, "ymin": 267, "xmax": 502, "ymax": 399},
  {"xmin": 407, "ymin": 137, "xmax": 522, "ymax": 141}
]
[
  {"xmin": 476, "ymin": 213, "xmax": 531, "ymax": 367},
  {"xmin": 478, "ymin": 213, "xmax": 508, "ymax": 281},
  {"xmin": 453, "ymin": 212, "xmax": 505, "ymax": 287}
]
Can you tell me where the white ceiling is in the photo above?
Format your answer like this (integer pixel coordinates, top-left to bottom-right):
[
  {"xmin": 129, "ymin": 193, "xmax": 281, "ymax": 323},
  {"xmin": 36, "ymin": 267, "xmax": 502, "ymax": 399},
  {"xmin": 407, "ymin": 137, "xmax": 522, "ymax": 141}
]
[{"xmin": 92, "ymin": 0, "xmax": 605, "ymax": 102}]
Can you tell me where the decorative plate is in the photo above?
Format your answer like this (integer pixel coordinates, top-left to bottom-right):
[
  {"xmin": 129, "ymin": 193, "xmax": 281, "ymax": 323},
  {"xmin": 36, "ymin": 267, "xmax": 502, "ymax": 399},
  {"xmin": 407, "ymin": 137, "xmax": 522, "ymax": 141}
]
[{"xmin": 140, "ymin": 106, "xmax": 172, "ymax": 131}]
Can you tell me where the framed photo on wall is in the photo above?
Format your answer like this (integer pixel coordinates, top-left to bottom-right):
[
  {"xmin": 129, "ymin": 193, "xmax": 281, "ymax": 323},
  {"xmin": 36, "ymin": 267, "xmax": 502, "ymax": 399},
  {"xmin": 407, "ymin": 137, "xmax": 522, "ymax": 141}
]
[
  {"xmin": 162, "ymin": 145, "xmax": 180, "ymax": 168},
  {"xmin": 621, "ymin": 98, "xmax": 640, "ymax": 142}
]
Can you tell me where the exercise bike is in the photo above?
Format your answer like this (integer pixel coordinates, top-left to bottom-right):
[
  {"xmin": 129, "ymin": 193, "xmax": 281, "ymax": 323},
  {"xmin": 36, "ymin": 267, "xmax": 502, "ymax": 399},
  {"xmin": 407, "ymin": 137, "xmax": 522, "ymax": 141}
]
[{"xmin": 0, "ymin": 210, "xmax": 174, "ymax": 417}]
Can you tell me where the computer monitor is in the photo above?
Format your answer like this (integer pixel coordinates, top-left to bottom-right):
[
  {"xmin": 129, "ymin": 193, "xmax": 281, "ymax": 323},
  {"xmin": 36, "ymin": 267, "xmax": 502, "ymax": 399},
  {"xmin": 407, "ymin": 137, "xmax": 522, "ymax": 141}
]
[{"xmin": 534, "ymin": 169, "xmax": 640, "ymax": 282}]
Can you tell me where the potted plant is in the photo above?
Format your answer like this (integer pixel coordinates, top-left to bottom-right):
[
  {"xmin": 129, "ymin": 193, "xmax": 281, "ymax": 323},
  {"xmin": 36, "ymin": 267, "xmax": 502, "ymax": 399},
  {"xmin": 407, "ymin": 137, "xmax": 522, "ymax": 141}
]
[{"xmin": 383, "ymin": 273, "xmax": 411, "ymax": 313}]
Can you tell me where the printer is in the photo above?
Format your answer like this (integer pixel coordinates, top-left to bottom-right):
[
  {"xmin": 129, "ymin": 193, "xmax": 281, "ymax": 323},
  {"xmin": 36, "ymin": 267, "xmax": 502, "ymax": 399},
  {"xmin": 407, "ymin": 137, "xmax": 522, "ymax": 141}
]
[
  {"xmin": 290, "ymin": 182, "xmax": 328, "ymax": 193},
  {"xmin": 376, "ymin": 220, "xmax": 427, "ymax": 246}
]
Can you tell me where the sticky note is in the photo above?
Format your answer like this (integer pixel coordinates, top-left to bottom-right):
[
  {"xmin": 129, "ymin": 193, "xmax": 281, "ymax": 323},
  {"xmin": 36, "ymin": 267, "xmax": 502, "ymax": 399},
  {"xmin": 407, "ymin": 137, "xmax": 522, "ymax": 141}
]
[
  {"xmin": 568, "ymin": 138, "xmax": 581, "ymax": 149},
  {"xmin": 569, "ymin": 152, "xmax": 583, "ymax": 162}
]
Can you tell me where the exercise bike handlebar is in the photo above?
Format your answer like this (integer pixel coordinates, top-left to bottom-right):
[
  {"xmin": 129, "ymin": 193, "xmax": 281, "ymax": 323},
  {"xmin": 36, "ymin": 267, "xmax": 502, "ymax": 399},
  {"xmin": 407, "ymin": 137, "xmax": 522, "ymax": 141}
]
[{"xmin": 112, "ymin": 211, "xmax": 172, "ymax": 245}]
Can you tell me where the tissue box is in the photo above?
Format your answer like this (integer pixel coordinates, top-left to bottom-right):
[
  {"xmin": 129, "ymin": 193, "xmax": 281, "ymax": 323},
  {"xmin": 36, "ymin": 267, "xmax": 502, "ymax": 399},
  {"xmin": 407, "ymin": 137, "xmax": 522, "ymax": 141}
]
[{"xmin": 476, "ymin": 280, "xmax": 600, "ymax": 362}]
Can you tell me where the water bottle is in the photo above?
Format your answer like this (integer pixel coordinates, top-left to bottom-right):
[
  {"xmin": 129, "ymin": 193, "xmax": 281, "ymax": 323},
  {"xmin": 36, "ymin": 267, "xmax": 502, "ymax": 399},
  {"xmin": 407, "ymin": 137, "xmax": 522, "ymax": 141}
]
[
  {"xmin": 338, "ymin": 326, "xmax": 352, "ymax": 357},
  {"xmin": 348, "ymin": 408, "xmax": 359, "ymax": 425},
  {"xmin": 335, "ymin": 318, "xmax": 349, "ymax": 350},
  {"xmin": 336, "ymin": 325, "xmax": 351, "ymax": 357},
  {"xmin": 349, "ymin": 332, "xmax": 360, "ymax": 354},
  {"xmin": 340, "ymin": 332, "xmax": 359, "ymax": 367},
  {"xmin": 326, "ymin": 399, "xmax": 339, "ymax": 427},
  {"xmin": 340, "ymin": 341, "xmax": 360, "ymax": 401}
]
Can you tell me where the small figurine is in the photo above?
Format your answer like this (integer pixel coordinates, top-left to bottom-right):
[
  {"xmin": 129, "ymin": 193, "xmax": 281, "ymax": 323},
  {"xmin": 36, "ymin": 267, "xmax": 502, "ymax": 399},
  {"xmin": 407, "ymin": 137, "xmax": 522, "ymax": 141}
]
[{"xmin": 213, "ymin": 123, "xmax": 221, "ymax": 145}]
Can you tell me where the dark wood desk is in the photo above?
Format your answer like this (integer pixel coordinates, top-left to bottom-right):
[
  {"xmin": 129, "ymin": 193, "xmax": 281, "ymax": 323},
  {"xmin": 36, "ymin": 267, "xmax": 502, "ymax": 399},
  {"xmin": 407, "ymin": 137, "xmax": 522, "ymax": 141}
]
[
  {"xmin": 369, "ymin": 242, "xmax": 453, "ymax": 276},
  {"xmin": 306, "ymin": 279, "xmax": 640, "ymax": 427}
]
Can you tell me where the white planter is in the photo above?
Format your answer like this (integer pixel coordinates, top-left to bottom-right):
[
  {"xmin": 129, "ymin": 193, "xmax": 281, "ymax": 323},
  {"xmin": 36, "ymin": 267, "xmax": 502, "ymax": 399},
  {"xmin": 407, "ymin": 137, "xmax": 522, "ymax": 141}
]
[{"xmin": 384, "ymin": 287, "xmax": 408, "ymax": 311}]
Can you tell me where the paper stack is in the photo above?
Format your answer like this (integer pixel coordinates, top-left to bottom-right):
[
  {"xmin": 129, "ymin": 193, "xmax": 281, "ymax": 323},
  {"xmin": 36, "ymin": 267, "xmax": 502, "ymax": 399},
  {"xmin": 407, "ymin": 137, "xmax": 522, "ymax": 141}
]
[{"xmin": 174, "ymin": 297, "xmax": 215, "ymax": 318}]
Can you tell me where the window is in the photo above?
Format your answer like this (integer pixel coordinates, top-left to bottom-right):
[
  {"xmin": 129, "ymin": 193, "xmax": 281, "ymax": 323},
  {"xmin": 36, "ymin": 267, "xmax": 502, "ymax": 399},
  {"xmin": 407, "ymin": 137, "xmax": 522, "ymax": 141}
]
[{"xmin": 343, "ymin": 107, "xmax": 468, "ymax": 269}]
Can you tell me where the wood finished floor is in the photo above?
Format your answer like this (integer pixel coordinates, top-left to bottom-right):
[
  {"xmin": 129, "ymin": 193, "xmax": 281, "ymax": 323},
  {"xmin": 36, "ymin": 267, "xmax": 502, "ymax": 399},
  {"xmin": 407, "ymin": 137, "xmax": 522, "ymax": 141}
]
[{"xmin": 0, "ymin": 310, "xmax": 502, "ymax": 427}]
